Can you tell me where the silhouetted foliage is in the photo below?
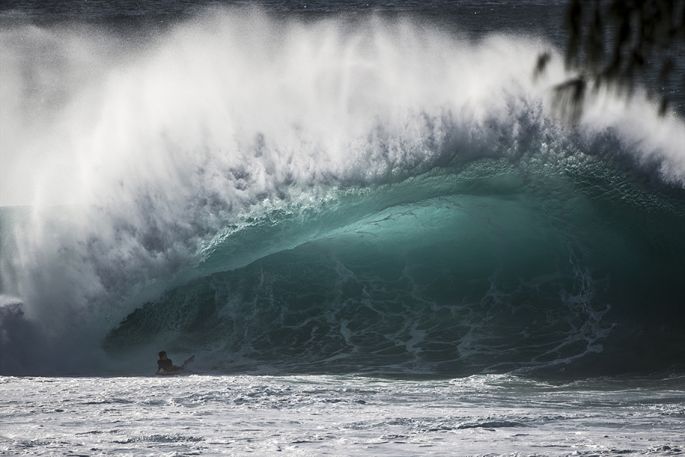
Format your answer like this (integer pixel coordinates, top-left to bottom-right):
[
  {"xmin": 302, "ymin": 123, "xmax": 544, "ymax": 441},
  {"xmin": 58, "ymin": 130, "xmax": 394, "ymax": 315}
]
[{"xmin": 538, "ymin": 0, "xmax": 685, "ymax": 121}]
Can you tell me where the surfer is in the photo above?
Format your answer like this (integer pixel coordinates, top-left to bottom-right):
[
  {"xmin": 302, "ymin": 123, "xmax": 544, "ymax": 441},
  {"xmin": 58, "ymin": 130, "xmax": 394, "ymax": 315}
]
[
  {"xmin": 156, "ymin": 351, "xmax": 180, "ymax": 373},
  {"xmin": 157, "ymin": 351, "xmax": 182, "ymax": 373},
  {"xmin": 156, "ymin": 351, "xmax": 194, "ymax": 374}
]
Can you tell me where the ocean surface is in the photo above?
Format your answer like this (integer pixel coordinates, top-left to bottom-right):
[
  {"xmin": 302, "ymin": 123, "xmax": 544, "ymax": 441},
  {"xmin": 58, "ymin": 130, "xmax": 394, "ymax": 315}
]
[
  {"xmin": 2, "ymin": 374, "xmax": 685, "ymax": 456},
  {"xmin": 1, "ymin": 0, "xmax": 684, "ymax": 455}
]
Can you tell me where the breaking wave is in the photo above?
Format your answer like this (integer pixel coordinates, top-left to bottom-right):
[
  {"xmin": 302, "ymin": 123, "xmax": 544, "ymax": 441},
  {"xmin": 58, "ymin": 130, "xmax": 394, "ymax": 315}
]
[{"xmin": 1, "ymin": 8, "xmax": 685, "ymax": 376}]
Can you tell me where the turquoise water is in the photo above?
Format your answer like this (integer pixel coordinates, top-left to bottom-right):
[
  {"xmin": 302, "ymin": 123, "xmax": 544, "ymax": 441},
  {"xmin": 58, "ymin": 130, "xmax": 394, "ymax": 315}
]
[{"xmin": 102, "ymin": 151, "xmax": 685, "ymax": 377}]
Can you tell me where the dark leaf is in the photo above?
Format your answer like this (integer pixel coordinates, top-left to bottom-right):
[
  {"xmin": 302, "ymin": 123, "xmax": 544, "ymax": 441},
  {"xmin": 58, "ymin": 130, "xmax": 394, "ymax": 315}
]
[
  {"xmin": 658, "ymin": 58, "xmax": 674, "ymax": 81},
  {"xmin": 534, "ymin": 52, "xmax": 551, "ymax": 79},
  {"xmin": 658, "ymin": 97, "xmax": 669, "ymax": 116}
]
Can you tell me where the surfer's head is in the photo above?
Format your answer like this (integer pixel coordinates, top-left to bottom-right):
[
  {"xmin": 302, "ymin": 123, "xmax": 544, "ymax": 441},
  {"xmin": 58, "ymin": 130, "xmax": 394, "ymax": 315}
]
[{"xmin": 158, "ymin": 351, "xmax": 167, "ymax": 360}]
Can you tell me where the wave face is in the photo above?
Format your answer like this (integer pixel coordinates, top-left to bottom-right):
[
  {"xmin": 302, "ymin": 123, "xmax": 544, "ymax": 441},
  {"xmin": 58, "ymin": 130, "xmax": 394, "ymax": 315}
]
[
  {"xmin": 1, "ymin": 9, "xmax": 685, "ymax": 376},
  {"xmin": 104, "ymin": 158, "xmax": 685, "ymax": 377}
]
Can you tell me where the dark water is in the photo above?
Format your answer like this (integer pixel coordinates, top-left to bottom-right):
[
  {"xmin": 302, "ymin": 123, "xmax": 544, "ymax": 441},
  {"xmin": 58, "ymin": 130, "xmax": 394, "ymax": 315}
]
[{"xmin": 0, "ymin": 0, "xmax": 566, "ymax": 26}]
